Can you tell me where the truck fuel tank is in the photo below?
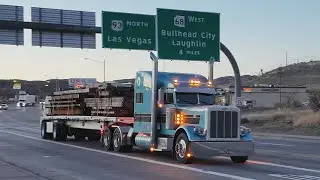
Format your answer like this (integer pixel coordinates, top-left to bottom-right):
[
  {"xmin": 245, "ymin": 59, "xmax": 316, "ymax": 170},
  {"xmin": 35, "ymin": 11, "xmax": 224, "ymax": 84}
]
[{"xmin": 134, "ymin": 133, "xmax": 151, "ymax": 149}]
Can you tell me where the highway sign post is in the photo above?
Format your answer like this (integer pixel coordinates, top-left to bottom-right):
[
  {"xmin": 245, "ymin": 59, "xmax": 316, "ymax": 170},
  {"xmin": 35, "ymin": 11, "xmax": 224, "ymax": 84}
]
[
  {"xmin": 156, "ymin": 8, "xmax": 220, "ymax": 61},
  {"xmin": 102, "ymin": 11, "xmax": 155, "ymax": 50}
]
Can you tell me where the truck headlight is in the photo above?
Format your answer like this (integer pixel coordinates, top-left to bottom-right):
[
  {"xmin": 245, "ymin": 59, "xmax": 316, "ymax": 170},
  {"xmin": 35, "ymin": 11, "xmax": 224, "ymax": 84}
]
[
  {"xmin": 240, "ymin": 126, "xmax": 251, "ymax": 136},
  {"xmin": 193, "ymin": 127, "xmax": 207, "ymax": 136}
]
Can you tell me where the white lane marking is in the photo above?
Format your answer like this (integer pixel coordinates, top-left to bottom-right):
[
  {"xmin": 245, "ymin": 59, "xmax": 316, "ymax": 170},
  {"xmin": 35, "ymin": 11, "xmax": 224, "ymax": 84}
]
[
  {"xmin": 0, "ymin": 113, "xmax": 36, "ymax": 127},
  {"xmin": 0, "ymin": 123, "xmax": 40, "ymax": 132},
  {"xmin": 0, "ymin": 129, "xmax": 254, "ymax": 180},
  {"xmin": 269, "ymin": 174, "xmax": 320, "ymax": 180},
  {"xmin": 216, "ymin": 157, "xmax": 320, "ymax": 174},
  {"xmin": 257, "ymin": 142, "xmax": 295, "ymax": 147},
  {"xmin": 42, "ymin": 155, "xmax": 61, "ymax": 158}
]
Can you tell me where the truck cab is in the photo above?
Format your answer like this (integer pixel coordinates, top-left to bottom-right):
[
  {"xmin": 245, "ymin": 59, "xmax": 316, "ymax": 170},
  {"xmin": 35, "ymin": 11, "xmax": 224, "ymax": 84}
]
[
  {"xmin": 132, "ymin": 71, "xmax": 254, "ymax": 163},
  {"xmin": 17, "ymin": 92, "xmax": 36, "ymax": 107}
]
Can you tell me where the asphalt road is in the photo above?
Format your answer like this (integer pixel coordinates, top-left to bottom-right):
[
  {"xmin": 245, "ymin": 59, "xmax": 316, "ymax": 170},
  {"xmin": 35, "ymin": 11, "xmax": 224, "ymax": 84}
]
[{"xmin": 1, "ymin": 104, "xmax": 320, "ymax": 180}]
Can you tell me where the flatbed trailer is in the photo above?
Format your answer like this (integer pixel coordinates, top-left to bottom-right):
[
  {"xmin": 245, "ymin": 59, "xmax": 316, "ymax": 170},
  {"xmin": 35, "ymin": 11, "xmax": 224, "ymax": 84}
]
[
  {"xmin": 40, "ymin": 82, "xmax": 135, "ymax": 141},
  {"xmin": 40, "ymin": 115, "xmax": 134, "ymax": 141}
]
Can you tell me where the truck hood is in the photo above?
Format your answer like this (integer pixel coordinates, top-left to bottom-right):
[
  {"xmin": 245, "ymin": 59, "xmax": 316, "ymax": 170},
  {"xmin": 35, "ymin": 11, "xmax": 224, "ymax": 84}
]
[
  {"xmin": 175, "ymin": 104, "xmax": 239, "ymax": 112},
  {"xmin": 175, "ymin": 104, "xmax": 213, "ymax": 112}
]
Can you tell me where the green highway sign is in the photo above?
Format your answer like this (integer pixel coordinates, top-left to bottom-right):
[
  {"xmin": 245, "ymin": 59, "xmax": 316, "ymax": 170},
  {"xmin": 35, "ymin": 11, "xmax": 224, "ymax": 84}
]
[
  {"xmin": 156, "ymin": 8, "xmax": 220, "ymax": 62},
  {"xmin": 102, "ymin": 11, "xmax": 156, "ymax": 50}
]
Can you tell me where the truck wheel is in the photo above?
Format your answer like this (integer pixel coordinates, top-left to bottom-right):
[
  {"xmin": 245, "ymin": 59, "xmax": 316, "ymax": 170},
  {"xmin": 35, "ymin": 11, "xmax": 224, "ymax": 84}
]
[
  {"xmin": 60, "ymin": 124, "xmax": 68, "ymax": 141},
  {"xmin": 113, "ymin": 128, "xmax": 126, "ymax": 152},
  {"xmin": 230, "ymin": 156, "xmax": 248, "ymax": 163},
  {"xmin": 102, "ymin": 128, "xmax": 113, "ymax": 151},
  {"xmin": 53, "ymin": 122, "xmax": 67, "ymax": 141},
  {"xmin": 52, "ymin": 122, "xmax": 60, "ymax": 141},
  {"xmin": 41, "ymin": 122, "xmax": 49, "ymax": 139},
  {"xmin": 174, "ymin": 133, "xmax": 192, "ymax": 164}
]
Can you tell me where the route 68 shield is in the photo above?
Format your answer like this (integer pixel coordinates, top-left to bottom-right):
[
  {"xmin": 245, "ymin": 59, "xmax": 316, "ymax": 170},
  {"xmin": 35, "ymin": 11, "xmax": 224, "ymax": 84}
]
[{"xmin": 111, "ymin": 20, "xmax": 123, "ymax": 31}]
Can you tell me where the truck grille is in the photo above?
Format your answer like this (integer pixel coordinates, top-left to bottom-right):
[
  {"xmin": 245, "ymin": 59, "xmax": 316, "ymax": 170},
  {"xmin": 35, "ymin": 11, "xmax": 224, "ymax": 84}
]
[{"xmin": 209, "ymin": 110, "xmax": 239, "ymax": 139}]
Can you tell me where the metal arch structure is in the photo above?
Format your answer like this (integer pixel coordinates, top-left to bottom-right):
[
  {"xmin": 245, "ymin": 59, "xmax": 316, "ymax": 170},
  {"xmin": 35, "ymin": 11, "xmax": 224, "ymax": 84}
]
[
  {"xmin": 207, "ymin": 43, "xmax": 242, "ymax": 106},
  {"xmin": 220, "ymin": 42, "xmax": 242, "ymax": 104}
]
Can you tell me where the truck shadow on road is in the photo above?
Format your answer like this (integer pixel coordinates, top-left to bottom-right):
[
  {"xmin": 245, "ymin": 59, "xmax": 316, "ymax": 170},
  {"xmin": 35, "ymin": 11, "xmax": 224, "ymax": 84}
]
[{"xmin": 63, "ymin": 138, "xmax": 238, "ymax": 166}]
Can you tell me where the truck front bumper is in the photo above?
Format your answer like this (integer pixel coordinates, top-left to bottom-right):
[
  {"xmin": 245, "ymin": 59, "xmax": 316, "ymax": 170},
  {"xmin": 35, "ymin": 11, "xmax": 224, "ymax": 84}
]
[{"xmin": 190, "ymin": 141, "xmax": 254, "ymax": 158}]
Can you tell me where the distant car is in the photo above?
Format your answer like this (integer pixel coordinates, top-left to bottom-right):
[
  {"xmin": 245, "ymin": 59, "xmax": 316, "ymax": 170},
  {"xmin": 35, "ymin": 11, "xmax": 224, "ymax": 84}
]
[{"xmin": 0, "ymin": 104, "xmax": 8, "ymax": 110}]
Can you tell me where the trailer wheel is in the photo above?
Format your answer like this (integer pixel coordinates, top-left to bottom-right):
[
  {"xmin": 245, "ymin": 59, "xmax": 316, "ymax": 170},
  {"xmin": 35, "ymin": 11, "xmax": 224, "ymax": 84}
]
[
  {"xmin": 53, "ymin": 122, "xmax": 67, "ymax": 141},
  {"xmin": 41, "ymin": 122, "xmax": 49, "ymax": 139},
  {"xmin": 102, "ymin": 128, "xmax": 113, "ymax": 151},
  {"xmin": 52, "ymin": 122, "xmax": 60, "ymax": 141},
  {"xmin": 60, "ymin": 124, "xmax": 68, "ymax": 141},
  {"xmin": 174, "ymin": 133, "xmax": 192, "ymax": 164},
  {"xmin": 230, "ymin": 156, "xmax": 248, "ymax": 163}
]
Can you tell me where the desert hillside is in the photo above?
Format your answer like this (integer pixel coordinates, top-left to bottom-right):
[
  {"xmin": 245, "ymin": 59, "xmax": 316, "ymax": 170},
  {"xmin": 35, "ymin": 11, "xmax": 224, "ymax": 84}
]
[{"xmin": 213, "ymin": 60, "xmax": 320, "ymax": 87}]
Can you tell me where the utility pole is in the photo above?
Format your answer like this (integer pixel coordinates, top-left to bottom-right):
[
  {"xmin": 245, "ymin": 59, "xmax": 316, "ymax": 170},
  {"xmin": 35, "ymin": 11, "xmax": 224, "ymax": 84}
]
[
  {"xmin": 84, "ymin": 57, "xmax": 106, "ymax": 82},
  {"xmin": 56, "ymin": 77, "xmax": 59, "ymax": 91},
  {"xmin": 285, "ymin": 51, "xmax": 288, "ymax": 66},
  {"xmin": 103, "ymin": 59, "xmax": 106, "ymax": 82},
  {"xmin": 279, "ymin": 66, "xmax": 283, "ymax": 106}
]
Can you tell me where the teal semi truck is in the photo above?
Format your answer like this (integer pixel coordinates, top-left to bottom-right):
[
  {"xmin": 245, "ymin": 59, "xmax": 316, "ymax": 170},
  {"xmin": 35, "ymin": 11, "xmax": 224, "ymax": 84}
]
[{"xmin": 40, "ymin": 55, "xmax": 254, "ymax": 164}]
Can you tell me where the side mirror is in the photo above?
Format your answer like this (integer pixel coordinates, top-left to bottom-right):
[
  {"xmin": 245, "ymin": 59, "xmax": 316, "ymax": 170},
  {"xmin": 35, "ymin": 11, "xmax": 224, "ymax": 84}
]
[
  {"xmin": 158, "ymin": 88, "xmax": 165, "ymax": 108},
  {"xmin": 158, "ymin": 88, "xmax": 164, "ymax": 102}
]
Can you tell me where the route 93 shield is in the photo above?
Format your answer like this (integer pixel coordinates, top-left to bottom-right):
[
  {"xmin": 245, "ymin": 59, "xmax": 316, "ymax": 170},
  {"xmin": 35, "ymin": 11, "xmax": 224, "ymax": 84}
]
[{"xmin": 111, "ymin": 20, "xmax": 123, "ymax": 31}]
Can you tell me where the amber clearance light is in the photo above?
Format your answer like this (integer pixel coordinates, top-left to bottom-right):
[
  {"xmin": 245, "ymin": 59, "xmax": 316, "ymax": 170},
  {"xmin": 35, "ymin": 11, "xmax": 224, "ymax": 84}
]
[
  {"xmin": 207, "ymin": 81, "xmax": 213, "ymax": 87},
  {"xmin": 172, "ymin": 79, "xmax": 179, "ymax": 86},
  {"xmin": 189, "ymin": 80, "xmax": 200, "ymax": 87},
  {"xmin": 175, "ymin": 112, "xmax": 184, "ymax": 125}
]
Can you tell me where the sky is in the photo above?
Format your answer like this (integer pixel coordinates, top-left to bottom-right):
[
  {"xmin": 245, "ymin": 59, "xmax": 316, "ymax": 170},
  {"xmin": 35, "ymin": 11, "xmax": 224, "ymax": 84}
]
[{"xmin": 0, "ymin": 0, "xmax": 319, "ymax": 81}]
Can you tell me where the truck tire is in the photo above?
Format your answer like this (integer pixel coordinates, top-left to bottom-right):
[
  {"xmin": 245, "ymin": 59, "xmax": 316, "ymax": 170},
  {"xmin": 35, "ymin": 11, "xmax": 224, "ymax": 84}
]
[
  {"xmin": 102, "ymin": 128, "xmax": 113, "ymax": 151},
  {"xmin": 53, "ymin": 122, "xmax": 67, "ymax": 141},
  {"xmin": 60, "ymin": 124, "xmax": 68, "ymax": 141},
  {"xmin": 174, "ymin": 133, "xmax": 192, "ymax": 164},
  {"xmin": 41, "ymin": 122, "xmax": 49, "ymax": 139},
  {"xmin": 113, "ymin": 128, "xmax": 131, "ymax": 152},
  {"xmin": 230, "ymin": 156, "xmax": 248, "ymax": 163}
]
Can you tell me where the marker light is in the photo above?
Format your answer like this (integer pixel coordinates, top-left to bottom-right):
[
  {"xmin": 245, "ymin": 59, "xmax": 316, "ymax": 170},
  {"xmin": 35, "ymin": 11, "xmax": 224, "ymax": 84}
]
[
  {"xmin": 207, "ymin": 81, "xmax": 213, "ymax": 87},
  {"xmin": 157, "ymin": 100, "xmax": 164, "ymax": 108},
  {"xmin": 175, "ymin": 112, "xmax": 184, "ymax": 125},
  {"xmin": 172, "ymin": 79, "xmax": 179, "ymax": 86},
  {"xmin": 189, "ymin": 80, "xmax": 201, "ymax": 87}
]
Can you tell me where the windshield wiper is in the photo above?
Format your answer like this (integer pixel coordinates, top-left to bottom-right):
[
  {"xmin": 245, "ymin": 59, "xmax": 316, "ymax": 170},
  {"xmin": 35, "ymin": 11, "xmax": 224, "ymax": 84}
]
[
  {"xmin": 199, "ymin": 101, "xmax": 213, "ymax": 105},
  {"xmin": 178, "ymin": 99, "xmax": 197, "ymax": 104}
]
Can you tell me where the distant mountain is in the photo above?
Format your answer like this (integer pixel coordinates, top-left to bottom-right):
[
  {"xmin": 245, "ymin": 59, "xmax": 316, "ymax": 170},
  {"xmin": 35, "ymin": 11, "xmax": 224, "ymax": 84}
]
[
  {"xmin": 213, "ymin": 60, "xmax": 320, "ymax": 87},
  {"xmin": 213, "ymin": 75, "xmax": 257, "ymax": 87}
]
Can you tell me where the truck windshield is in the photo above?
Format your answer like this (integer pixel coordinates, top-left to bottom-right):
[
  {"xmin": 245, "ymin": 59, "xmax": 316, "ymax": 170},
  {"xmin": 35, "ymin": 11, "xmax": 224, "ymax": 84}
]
[{"xmin": 176, "ymin": 92, "xmax": 214, "ymax": 105}]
